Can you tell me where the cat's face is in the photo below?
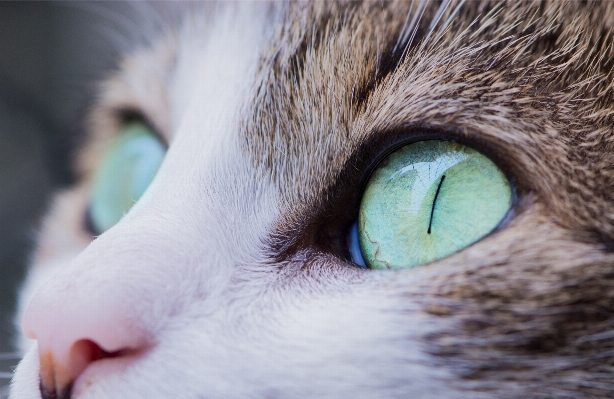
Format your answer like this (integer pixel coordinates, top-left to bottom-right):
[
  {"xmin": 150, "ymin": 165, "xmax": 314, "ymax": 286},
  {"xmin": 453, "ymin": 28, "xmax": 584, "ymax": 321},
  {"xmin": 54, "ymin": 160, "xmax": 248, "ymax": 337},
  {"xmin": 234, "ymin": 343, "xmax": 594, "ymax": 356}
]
[{"xmin": 11, "ymin": 2, "xmax": 614, "ymax": 398}]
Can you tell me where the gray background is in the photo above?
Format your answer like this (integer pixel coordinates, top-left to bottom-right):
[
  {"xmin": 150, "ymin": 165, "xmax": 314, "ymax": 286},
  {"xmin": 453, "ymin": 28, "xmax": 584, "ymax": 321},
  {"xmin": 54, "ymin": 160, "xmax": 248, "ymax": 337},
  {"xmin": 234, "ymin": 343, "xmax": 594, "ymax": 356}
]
[{"xmin": 0, "ymin": 2, "xmax": 134, "ymax": 394}]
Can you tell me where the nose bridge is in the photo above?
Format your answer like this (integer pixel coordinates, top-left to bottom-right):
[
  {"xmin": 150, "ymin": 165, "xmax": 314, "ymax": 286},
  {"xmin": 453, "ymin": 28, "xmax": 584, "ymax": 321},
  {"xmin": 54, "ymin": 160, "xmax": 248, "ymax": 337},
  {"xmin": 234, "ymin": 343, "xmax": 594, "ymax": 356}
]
[
  {"xmin": 23, "ymin": 198, "xmax": 225, "ymax": 333},
  {"xmin": 23, "ymin": 220, "xmax": 176, "ymax": 345},
  {"xmin": 21, "ymin": 155, "xmax": 277, "ymax": 394}
]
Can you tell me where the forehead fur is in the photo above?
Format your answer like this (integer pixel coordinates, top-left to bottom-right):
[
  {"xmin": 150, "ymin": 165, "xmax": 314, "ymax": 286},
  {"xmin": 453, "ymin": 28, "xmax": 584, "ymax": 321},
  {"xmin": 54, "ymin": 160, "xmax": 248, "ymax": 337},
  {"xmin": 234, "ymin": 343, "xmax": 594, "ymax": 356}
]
[
  {"xmin": 244, "ymin": 1, "xmax": 614, "ymax": 397},
  {"xmin": 248, "ymin": 0, "xmax": 614, "ymax": 237}
]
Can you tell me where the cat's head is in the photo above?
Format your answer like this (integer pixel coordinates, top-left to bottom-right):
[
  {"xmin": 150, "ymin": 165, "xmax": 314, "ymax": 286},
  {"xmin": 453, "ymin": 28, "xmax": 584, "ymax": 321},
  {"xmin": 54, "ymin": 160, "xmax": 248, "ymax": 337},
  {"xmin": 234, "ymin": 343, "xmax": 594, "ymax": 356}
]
[{"xmin": 11, "ymin": 2, "xmax": 614, "ymax": 398}]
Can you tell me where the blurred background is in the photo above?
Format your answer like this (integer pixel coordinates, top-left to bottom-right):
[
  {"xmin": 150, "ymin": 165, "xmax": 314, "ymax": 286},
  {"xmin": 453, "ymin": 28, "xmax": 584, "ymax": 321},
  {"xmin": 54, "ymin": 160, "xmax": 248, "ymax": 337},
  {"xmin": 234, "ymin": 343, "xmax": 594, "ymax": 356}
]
[{"xmin": 0, "ymin": 2, "xmax": 148, "ymax": 395}]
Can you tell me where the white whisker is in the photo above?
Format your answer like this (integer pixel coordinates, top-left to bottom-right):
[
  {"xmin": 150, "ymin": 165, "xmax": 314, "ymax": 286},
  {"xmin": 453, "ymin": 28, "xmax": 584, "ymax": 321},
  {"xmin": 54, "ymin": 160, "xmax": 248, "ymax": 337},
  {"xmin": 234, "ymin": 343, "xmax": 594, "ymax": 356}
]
[
  {"xmin": 393, "ymin": 0, "xmax": 415, "ymax": 53},
  {"xmin": 427, "ymin": 0, "xmax": 453, "ymax": 34},
  {"xmin": 397, "ymin": 0, "xmax": 428, "ymax": 69},
  {"xmin": 58, "ymin": 1, "xmax": 182, "ymax": 53},
  {"xmin": 401, "ymin": 0, "xmax": 427, "ymax": 48},
  {"xmin": 63, "ymin": 2, "xmax": 139, "ymax": 50},
  {"xmin": 431, "ymin": 0, "xmax": 466, "ymax": 46},
  {"xmin": 418, "ymin": 0, "xmax": 455, "ymax": 54}
]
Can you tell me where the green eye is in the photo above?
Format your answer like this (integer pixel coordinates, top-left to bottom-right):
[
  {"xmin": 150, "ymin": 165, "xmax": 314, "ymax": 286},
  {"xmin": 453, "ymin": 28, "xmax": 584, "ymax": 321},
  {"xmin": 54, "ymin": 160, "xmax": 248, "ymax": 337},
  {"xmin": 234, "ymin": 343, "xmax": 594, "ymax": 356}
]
[
  {"xmin": 89, "ymin": 122, "xmax": 166, "ymax": 234},
  {"xmin": 354, "ymin": 140, "xmax": 512, "ymax": 270}
]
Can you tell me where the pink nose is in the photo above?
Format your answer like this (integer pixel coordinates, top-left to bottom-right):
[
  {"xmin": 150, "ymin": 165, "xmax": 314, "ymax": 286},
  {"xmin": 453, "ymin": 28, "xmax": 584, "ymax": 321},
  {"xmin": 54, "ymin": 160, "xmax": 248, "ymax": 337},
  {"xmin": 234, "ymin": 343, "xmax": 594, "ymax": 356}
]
[{"xmin": 21, "ymin": 267, "xmax": 152, "ymax": 398}]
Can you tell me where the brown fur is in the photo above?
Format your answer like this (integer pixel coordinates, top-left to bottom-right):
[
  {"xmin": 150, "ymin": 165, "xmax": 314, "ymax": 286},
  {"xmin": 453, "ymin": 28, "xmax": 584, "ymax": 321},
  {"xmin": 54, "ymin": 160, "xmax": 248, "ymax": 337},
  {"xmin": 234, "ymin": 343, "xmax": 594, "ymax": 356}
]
[
  {"xmin": 17, "ymin": 1, "xmax": 614, "ymax": 397},
  {"xmin": 245, "ymin": 1, "xmax": 614, "ymax": 397}
]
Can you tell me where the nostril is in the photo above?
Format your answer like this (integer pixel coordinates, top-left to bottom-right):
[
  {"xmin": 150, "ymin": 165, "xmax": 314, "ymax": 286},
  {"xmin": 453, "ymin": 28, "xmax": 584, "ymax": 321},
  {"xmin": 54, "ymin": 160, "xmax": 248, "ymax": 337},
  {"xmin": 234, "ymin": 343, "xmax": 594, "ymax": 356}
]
[
  {"xmin": 21, "ymin": 232, "xmax": 163, "ymax": 398},
  {"xmin": 22, "ymin": 269, "xmax": 155, "ymax": 397},
  {"xmin": 39, "ymin": 339, "xmax": 132, "ymax": 399},
  {"xmin": 69, "ymin": 339, "xmax": 122, "ymax": 381}
]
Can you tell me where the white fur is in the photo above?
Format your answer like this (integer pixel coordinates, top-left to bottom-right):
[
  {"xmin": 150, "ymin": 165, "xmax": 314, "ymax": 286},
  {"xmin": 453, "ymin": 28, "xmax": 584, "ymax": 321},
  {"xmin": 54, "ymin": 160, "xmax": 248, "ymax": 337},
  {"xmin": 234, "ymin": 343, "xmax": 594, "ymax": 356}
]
[{"xmin": 12, "ymin": 4, "xmax": 470, "ymax": 398}]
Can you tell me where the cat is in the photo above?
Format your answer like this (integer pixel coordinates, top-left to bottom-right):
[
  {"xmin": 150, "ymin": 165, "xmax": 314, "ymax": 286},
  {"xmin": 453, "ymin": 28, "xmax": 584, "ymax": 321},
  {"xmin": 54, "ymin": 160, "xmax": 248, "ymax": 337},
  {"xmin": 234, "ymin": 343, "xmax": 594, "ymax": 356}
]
[{"xmin": 9, "ymin": 1, "xmax": 614, "ymax": 398}]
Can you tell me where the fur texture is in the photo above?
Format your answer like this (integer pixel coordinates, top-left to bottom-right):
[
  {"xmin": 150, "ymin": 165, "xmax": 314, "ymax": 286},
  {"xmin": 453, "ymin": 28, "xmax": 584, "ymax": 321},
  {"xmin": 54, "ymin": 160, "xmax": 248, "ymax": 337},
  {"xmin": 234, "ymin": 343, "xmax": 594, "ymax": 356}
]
[{"xmin": 11, "ymin": 1, "xmax": 614, "ymax": 398}]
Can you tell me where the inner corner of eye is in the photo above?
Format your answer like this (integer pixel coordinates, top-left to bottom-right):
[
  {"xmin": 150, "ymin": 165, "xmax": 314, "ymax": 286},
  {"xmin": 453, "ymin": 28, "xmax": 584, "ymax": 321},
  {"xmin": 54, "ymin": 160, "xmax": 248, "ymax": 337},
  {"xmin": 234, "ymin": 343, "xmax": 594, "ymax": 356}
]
[
  {"xmin": 353, "ymin": 139, "xmax": 513, "ymax": 271},
  {"xmin": 348, "ymin": 221, "xmax": 367, "ymax": 268}
]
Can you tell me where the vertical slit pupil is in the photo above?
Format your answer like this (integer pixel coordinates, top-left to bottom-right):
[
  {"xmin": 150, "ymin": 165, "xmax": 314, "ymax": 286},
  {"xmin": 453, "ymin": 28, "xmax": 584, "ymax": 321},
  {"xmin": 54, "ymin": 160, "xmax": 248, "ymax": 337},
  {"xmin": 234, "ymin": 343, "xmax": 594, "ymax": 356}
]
[{"xmin": 427, "ymin": 174, "xmax": 446, "ymax": 234}]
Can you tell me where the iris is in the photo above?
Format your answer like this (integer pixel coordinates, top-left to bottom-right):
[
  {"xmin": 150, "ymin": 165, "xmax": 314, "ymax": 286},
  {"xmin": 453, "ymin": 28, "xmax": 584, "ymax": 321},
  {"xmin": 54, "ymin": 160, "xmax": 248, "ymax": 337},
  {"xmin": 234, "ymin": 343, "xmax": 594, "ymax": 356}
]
[
  {"xmin": 89, "ymin": 122, "xmax": 166, "ymax": 233},
  {"xmin": 356, "ymin": 140, "xmax": 511, "ymax": 269}
]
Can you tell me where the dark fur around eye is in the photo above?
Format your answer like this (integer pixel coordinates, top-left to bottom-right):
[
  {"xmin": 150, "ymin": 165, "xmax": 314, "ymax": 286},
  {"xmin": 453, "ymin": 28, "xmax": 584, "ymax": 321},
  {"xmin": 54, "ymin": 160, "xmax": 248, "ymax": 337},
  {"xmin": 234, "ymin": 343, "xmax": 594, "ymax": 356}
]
[{"xmin": 272, "ymin": 123, "xmax": 522, "ymax": 266}]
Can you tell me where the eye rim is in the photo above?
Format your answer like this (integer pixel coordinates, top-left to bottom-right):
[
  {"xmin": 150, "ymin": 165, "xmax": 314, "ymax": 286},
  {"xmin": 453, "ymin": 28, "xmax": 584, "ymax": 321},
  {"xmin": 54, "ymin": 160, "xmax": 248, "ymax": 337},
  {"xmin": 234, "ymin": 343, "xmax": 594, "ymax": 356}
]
[
  {"xmin": 349, "ymin": 139, "xmax": 518, "ymax": 269},
  {"xmin": 83, "ymin": 113, "xmax": 167, "ymax": 236},
  {"xmin": 273, "ymin": 122, "xmax": 523, "ymax": 268},
  {"xmin": 347, "ymin": 140, "xmax": 518, "ymax": 271},
  {"xmin": 352, "ymin": 125, "xmax": 522, "ymax": 202},
  {"xmin": 115, "ymin": 109, "xmax": 169, "ymax": 149}
]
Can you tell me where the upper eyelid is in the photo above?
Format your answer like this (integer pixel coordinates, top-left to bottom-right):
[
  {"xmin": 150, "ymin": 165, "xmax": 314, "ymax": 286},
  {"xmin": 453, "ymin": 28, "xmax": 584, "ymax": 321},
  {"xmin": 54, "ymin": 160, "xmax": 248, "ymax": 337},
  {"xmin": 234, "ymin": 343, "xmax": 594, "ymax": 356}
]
[
  {"xmin": 115, "ymin": 108, "xmax": 169, "ymax": 148},
  {"xmin": 347, "ymin": 124, "xmax": 523, "ymax": 198}
]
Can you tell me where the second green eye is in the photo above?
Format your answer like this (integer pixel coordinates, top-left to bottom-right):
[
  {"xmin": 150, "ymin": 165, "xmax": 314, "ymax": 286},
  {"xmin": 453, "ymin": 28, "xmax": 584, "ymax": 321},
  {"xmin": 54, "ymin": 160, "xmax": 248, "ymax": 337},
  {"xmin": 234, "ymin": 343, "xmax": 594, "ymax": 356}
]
[
  {"xmin": 89, "ymin": 122, "xmax": 166, "ymax": 234},
  {"xmin": 356, "ymin": 140, "xmax": 512, "ymax": 270}
]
